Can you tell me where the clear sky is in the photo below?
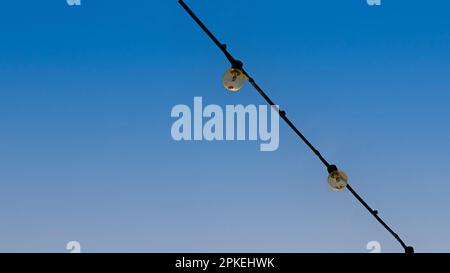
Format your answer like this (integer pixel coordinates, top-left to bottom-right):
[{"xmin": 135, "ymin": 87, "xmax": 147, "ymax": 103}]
[{"xmin": 0, "ymin": 0, "xmax": 449, "ymax": 252}]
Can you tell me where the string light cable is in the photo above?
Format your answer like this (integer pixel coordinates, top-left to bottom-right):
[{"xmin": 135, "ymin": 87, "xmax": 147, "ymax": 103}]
[{"xmin": 177, "ymin": 0, "xmax": 414, "ymax": 254}]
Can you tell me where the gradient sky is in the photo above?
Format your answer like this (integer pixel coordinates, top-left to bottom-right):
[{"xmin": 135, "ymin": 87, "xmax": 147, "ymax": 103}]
[{"xmin": 0, "ymin": 0, "xmax": 449, "ymax": 252}]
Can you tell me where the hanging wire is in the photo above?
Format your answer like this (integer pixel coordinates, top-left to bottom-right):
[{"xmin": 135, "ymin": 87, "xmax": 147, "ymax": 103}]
[{"xmin": 177, "ymin": 0, "xmax": 414, "ymax": 254}]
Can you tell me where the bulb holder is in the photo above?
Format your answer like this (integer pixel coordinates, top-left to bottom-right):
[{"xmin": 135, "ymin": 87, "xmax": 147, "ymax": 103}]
[
  {"xmin": 405, "ymin": 246, "xmax": 415, "ymax": 254},
  {"xmin": 327, "ymin": 164, "xmax": 338, "ymax": 174},
  {"xmin": 231, "ymin": 60, "xmax": 243, "ymax": 70}
]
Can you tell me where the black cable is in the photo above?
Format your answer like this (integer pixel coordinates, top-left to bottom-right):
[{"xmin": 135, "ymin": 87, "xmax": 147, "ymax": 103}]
[
  {"xmin": 242, "ymin": 71, "xmax": 332, "ymax": 168},
  {"xmin": 177, "ymin": 0, "xmax": 414, "ymax": 254}
]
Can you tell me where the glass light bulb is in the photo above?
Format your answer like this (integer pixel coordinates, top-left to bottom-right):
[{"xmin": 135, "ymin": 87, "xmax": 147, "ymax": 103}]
[
  {"xmin": 328, "ymin": 170, "xmax": 348, "ymax": 191},
  {"xmin": 222, "ymin": 68, "xmax": 246, "ymax": 92}
]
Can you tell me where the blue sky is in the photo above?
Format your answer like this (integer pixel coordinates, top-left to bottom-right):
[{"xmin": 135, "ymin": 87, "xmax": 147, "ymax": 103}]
[{"xmin": 0, "ymin": 0, "xmax": 449, "ymax": 252}]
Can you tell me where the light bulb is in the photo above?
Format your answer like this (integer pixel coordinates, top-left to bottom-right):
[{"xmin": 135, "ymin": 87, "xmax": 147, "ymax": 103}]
[
  {"xmin": 328, "ymin": 169, "xmax": 348, "ymax": 191},
  {"xmin": 222, "ymin": 68, "xmax": 246, "ymax": 91}
]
